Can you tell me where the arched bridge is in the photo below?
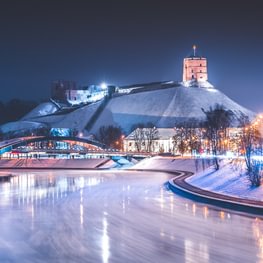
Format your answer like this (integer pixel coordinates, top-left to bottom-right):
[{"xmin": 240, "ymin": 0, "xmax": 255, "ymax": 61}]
[
  {"xmin": 0, "ymin": 136, "xmax": 154, "ymax": 159},
  {"xmin": 0, "ymin": 136, "xmax": 106, "ymax": 155}
]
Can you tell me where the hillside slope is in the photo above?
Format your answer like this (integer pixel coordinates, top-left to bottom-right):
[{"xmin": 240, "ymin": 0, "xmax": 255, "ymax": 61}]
[
  {"xmin": 90, "ymin": 85, "xmax": 255, "ymax": 133},
  {"xmin": 0, "ymin": 84, "xmax": 255, "ymax": 136}
]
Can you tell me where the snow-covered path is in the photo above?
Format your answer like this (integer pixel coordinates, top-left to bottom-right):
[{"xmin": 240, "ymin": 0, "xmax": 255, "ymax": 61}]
[{"xmin": 0, "ymin": 169, "xmax": 262, "ymax": 262}]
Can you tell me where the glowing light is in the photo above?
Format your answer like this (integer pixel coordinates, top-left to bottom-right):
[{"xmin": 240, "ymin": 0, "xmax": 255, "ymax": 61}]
[
  {"xmin": 192, "ymin": 203, "xmax": 196, "ymax": 215},
  {"xmin": 193, "ymin": 45, "xmax": 197, "ymax": 56},
  {"xmin": 100, "ymin": 82, "xmax": 108, "ymax": 90},
  {"xmin": 102, "ymin": 217, "xmax": 110, "ymax": 263}
]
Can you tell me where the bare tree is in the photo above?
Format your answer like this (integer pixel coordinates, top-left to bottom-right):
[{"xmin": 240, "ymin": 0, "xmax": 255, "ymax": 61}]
[
  {"xmin": 130, "ymin": 123, "xmax": 145, "ymax": 152},
  {"xmin": 133, "ymin": 128, "xmax": 145, "ymax": 152},
  {"xmin": 130, "ymin": 122, "xmax": 158, "ymax": 152},
  {"xmin": 172, "ymin": 126, "xmax": 188, "ymax": 156},
  {"xmin": 144, "ymin": 122, "xmax": 159, "ymax": 152},
  {"xmin": 239, "ymin": 114, "xmax": 262, "ymax": 186},
  {"xmin": 185, "ymin": 121, "xmax": 202, "ymax": 156},
  {"xmin": 172, "ymin": 121, "xmax": 201, "ymax": 156},
  {"xmin": 97, "ymin": 125, "xmax": 123, "ymax": 149},
  {"xmin": 202, "ymin": 104, "xmax": 233, "ymax": 170}
]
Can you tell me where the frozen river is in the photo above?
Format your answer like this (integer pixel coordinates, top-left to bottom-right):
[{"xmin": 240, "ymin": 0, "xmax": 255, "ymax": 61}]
[{"xmin": 0, "ymin": 169, "xmax": 263, "ymax": 263}]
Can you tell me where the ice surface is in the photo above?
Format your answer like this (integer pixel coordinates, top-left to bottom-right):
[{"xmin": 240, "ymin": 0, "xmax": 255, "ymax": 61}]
[{"xmin": 0, "ymin": 169, "xmax": 262, "ymax": 262}]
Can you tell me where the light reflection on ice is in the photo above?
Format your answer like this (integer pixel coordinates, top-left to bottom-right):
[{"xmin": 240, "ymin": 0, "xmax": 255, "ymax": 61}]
[
  {"xmin": 252, "ymin": 218, "xmax": 263, "ymax": 261},
  {"xmin": 80, "ymin": 189, "xmax": 84, "ymax": 227},
  {"xmin": 203, "ymin": 206, "xmax": 209, "ymax": 219},
  {"xmin": 0, "ymin": 172, "xmax": 101, "ymax": 207},
  {"xmin": 0, "ymin": 170, "xmax": 262, "ymax": 262},
  {"xmin": 102, "ymin": 217, "xmax": 110, "ymax": 263},
  {"xmin": 185, "ymin": 239, "xmax": 209, "ymax": 263}
]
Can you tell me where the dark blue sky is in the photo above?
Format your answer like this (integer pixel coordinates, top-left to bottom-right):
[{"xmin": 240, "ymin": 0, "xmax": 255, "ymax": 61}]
[{"xmin": 0, "ymin": 0, "xmax": 262, "ymax": 112}]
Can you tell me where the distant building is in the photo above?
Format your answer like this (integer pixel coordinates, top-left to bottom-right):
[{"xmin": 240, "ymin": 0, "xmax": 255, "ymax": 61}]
[
  {"xmin": 66, "ymin": 85, "xmax": 108, "ymax": 105},
  {"xmin": 51, "ymin": 81, "xmax": 116, "ymax": 105},
  {"xmin": 183, "ymin": 45, "xmax": 208, "ymax": 82},
  {"xmin": 124, "ymin": 128, "xmax": 175, "ymax": 153},
  {"xmin": 124, "ymin": 127, "xmax": 242, "ymax": 155},
  {"xmin": 51, "ymin": 80, "xmax": 77, "ymax": 101}
]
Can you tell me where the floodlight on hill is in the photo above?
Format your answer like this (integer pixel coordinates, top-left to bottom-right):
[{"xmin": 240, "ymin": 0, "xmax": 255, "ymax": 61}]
[{"xmin": 100, "ymin": 82, "xmax": 108, "ymax": 90}]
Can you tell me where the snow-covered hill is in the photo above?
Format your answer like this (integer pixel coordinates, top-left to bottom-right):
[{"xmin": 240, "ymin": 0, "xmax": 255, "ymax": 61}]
[
  {"xmin": 0, "ymin": 83, "xmax": 255, "ymax": 136},
  {"xmin": 0, "ymin": 101, "xmax": 103, "ymax": 136},
  {"xmin": 90, "ymin": 85, "xmax": 255, "ymax": 133},
  {"xmin": 28, "ymin": 101, "xmax": 103, "ymax": 131},
  {"xmin": 0, "ymin": 121, "xmax": 46, "ymax": 134},
  {"xmin": 21, "ymin": 102, "xmax": 59, "ymax": 120}
]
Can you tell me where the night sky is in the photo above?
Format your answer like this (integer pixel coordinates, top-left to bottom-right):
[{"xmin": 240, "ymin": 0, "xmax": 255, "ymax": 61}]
[{"xmin": 0, "ymin": 0, "xmax": 262, "ymax": 112}]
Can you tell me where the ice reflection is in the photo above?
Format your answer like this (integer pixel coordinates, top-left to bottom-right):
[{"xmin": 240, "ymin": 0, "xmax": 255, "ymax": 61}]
[
  {"xmin": 203, "ymin": 206, "xmax": 209, "ymax": 219},
  {"xmin": 80, "ymin": 189, "xmax": 84, "ymax": 227},
  {"xmin": 0, "ymin": 172, "xmax": 102, "ymax": 207},
  {"xmin": 185, "ymin": 239, "xmax": 209, "ymax": 263},
  {"xmin": 0, "ymin": 170, "xmax": 262, "ymax": 262},
  {"xmin": 192, "ymin": 203, "xmax": 196, "ymax": 216},
  {"xmin": 102, "ymin": 217, "xmax": 110, "ymax": 263},
  {"xmin": 170, "ymin": 195, "xmax": 174, "ymax": 215},
  {"xmin": 220, "ymin": 211, "xmax": 225, "ymax": 220},
  {"xmin": 252, "ymin": 218, "xmax": 263, "ymax": 261}
]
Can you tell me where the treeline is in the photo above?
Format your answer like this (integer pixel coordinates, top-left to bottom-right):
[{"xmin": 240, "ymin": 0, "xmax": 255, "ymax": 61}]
[{"xmin": 0, "ymin": 99, "xmax": 38, "ymax": 125}]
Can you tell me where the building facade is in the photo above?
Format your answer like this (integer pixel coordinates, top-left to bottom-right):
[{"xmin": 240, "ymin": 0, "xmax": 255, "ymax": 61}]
[
  {"xmin": 124, "ymin": 127, "xmax": 243, "ymax": 155},
  {"xmin": 183, "ymin": 45, "xmax": 208, "ymax": 82},
  {"xmin": 51, "ymin": 80, "xmax": 77, "ymax": 102},
  {"xmin": 66, "ymin": 85, "xmax": 108, "ymax": 105},
  {"xmin": 124, "ymin": 128, "xmax": 175, "ymax": 153}
]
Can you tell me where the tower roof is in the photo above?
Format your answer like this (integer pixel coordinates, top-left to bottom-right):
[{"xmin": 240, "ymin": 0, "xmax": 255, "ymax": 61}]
[{"xmin": 186, "ymin": 45, "xmax": 203, "ymax": 59}]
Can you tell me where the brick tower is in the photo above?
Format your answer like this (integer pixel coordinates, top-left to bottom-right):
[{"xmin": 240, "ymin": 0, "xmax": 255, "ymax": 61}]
[{"xmin": 183, "ymin": 45, "xmax": 208, "ymax": 82}]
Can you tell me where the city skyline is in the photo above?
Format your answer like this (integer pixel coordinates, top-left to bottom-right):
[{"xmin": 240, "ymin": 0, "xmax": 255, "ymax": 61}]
[{"xmin": 0, "ymin": 0, "xmax": 262, "ymax": 112}]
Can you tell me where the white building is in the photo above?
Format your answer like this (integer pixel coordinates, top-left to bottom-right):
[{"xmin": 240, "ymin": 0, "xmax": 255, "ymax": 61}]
[
  {"xmin": 66, "ymin": 85, "xmax": 108, "ymax": 105},
  {"xmin": 124, "ymin": 127, "xmax": 243, "ymax": 155},
  {"xmin": 124, "ymin": 128, "xmax": 175, "ymax": 153}
]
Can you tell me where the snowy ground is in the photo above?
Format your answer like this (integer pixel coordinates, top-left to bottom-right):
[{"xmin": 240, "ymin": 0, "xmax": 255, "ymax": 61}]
[
  {"xmin": 186, "ymin": 159, "xmax": 263, "ymax": 202},
  {"xmin": 0, "ymin": 158, "xmax": 110, "ymax": 169},
  {"xmin": 133, "ymin": 156, "xmax": 263, "ymax": 202},
  {"xmin": 132, "ymin": 156, "xmax": 212, "ymax": 173}
]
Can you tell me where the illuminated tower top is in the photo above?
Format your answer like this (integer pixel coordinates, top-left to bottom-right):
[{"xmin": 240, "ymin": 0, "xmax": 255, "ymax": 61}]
[{"xmin": 183, "ymin": 45, "xmax": 208, "ymax": 83}]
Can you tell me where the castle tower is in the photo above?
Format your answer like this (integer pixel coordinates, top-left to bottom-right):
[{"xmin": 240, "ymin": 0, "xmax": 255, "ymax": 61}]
[{"xmin": 183, "ymin": 45, "xmax": 208, "ymax": 82}]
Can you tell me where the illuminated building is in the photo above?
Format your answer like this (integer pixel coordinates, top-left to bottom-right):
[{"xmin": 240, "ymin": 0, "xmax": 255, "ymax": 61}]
[
  {"xmin": 51, "ymin": 80, "xmax": 77, "ymax": 101},
  {"xmin": 183, "ymin": 45, "xmax": 208, "ymax": 82}
]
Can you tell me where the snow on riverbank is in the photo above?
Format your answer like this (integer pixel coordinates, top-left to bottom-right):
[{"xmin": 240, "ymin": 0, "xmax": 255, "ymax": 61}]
[
  {"xmin": 134, "ymin": 156, "xmax": 263, "ymax": 202},
  {"xmin": 186, "ymin": 159, "xmax": 263, "ymax": 202},
  {"xmin": 132, "ymin": 156, "xmax": 212, "ymax": 173},
  {"xmin": 0, "ymin": 158, "xmax": 110, "ymax": 169}
]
